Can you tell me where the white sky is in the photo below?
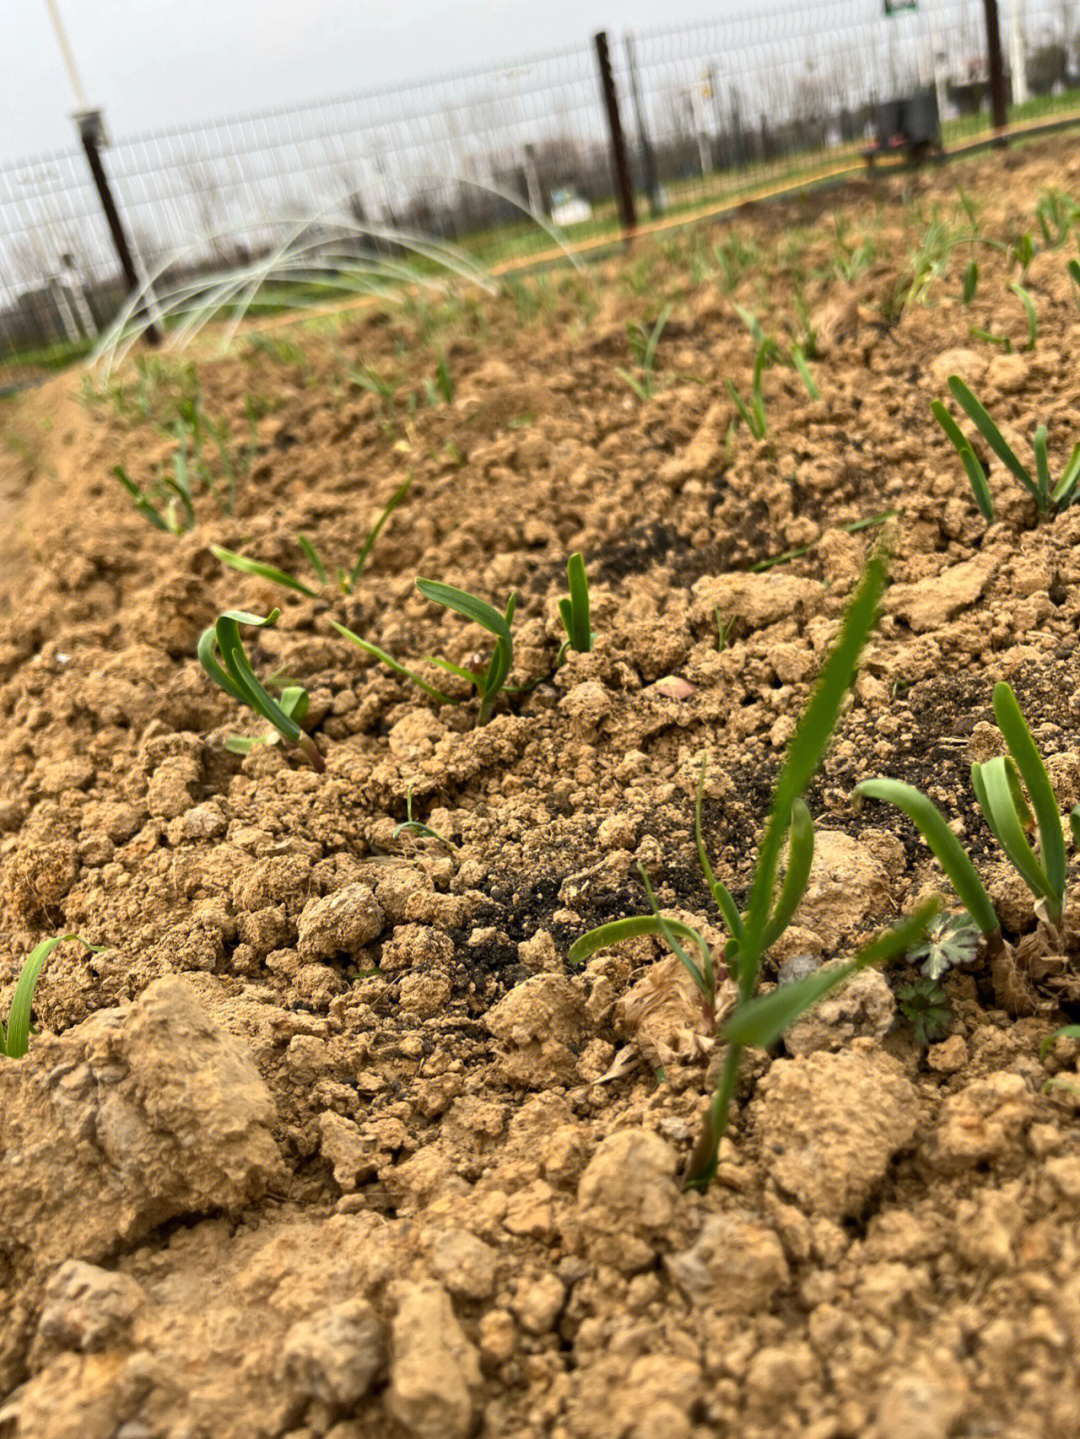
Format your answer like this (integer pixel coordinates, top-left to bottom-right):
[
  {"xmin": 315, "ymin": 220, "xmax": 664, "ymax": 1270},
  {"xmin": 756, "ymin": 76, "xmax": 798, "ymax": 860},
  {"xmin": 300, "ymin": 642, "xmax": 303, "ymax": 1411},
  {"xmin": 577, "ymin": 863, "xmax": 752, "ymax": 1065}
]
[{"xmin": 3, "ymin": 0, "xmax": 745, "ymax": 164}]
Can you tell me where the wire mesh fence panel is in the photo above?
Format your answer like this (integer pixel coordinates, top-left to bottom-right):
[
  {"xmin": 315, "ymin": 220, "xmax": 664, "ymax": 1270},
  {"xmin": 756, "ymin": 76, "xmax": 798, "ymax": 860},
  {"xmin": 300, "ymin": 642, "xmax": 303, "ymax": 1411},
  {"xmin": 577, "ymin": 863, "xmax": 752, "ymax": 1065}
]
[{"xmin": 2, "ymin": 2, "xmax": 1079, "ymax": 386}]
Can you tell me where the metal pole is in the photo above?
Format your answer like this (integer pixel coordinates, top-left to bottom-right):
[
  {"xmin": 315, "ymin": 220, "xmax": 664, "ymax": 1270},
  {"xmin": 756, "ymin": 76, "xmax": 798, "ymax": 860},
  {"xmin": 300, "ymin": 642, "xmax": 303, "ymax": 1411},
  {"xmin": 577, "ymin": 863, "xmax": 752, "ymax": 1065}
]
[
  {"xmin": 624, "ymin": 32, "xmax": 661, "ymax": 217},
  {"xmin": 593, "ymin": 32, "xmax": 637, "ymax": 235},
  {"xmin": 76, "ymin": 111, "xmax": 160, "ymax": 344},
  {"xmin": 982, "ymin": 0, "xmax": 1010, "ymax": 132}
]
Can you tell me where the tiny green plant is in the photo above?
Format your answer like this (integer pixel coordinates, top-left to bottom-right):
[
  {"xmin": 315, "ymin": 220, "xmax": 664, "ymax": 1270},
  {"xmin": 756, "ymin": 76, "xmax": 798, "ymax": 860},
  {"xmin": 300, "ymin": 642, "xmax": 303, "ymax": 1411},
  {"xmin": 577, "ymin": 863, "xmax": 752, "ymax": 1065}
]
[
  {"xmin": 113, "ymin": 462, "xmax": 194, "ymax": 535},
  {"xmin": 908, "ymin": 910, "xmax": 979, "ymax": 980},
  {"xmin": 332, "ymin": 579, "xmax": 516, "ymax": 727},
  {"xmin": 574, "ymin": 554, "xmax": 937, "ymax": 1187},
  {"xmin": 617, "ymin": 304, "xmax": 672, "ymax": 402},
  {"xmin": 898, "ymin": 978, "xmax": 953, "ymax": 1046},
  {"xmin": 392, "ymin": 781, "xmax": 456, "ymax": 851},
  {"xmin": 2, "ymin": 935, "xmax": 100, "ymax": 1058},
  {"xmin": 225, "ymin": 684, "xmax": 310, "ymax": 756},
  {"xmin": 211, "ymin": 475, "xmax": 411, "ymax": 596},
  {"xmin": 414, "ymin": 579, "xmax": 515, "ymax": 727},
  {"xmin": 1035, "ymin": 189, "xmax": 1080, "ymax": 248},
  {"xmin": 932, "ymin": 375, "xmax": 1080, "ymax": 522},
  {"xmin": 854, "ymin": 681, "xmax": 1070, "ymax": 950},
  {"xmin": 556, "ymin": 552, "xmax": 593, "ymax": 663},
  {"xmin": 714, "ymin": 606, "xmax": 735, "ymax": 652},
  {"xmin": 961, "ymin": 260, "xmax": 979, "ymax": 306},
  {"xmin": 198, "ymin": 609, "xmax": 324, "ymax": 771}
]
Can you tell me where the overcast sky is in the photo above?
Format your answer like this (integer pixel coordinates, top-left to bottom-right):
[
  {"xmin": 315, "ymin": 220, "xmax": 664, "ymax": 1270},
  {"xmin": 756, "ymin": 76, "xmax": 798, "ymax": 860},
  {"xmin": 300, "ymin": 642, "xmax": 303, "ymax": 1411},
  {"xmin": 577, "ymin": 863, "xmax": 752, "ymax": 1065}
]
[{"xmin": 3, "ymin": 0, "xmax": 752, "ymax": 165}]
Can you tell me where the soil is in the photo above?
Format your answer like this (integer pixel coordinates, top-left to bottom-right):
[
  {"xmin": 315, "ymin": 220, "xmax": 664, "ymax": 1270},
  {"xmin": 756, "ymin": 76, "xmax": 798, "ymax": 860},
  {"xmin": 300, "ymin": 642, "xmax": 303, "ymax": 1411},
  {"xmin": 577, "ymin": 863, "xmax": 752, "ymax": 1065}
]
[{"xmin": 4, "ymin": 138, "xmax": 1080, "ymax": 1438}]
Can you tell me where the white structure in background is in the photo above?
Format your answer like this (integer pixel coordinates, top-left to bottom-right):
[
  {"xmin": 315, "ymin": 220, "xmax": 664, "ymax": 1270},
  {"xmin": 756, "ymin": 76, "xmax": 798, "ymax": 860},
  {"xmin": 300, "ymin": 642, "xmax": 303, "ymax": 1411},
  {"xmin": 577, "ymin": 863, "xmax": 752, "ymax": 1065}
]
[
  {"xmin": 1010, "ymin": 0, "xmax": 1029, "ymax": 104},
  {"xmin": 550, "ymin": 187, "xmax": 591, "ymax": 225}
]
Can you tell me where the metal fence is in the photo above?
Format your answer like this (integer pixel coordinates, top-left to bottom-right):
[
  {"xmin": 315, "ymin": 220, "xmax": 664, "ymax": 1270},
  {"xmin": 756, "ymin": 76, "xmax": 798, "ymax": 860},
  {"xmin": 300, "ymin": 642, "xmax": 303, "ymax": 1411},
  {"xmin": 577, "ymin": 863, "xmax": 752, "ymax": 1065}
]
[{"xmin": 3, "ymin": 0, "xmax": 1077, "ymax": 385}]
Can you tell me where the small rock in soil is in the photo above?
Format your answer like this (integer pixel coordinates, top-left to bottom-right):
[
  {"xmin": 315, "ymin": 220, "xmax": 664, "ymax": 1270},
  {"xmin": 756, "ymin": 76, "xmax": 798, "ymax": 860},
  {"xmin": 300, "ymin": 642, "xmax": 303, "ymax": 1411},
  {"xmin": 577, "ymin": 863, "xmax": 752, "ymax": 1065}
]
[
  {"xmin": 755, "ymin": 1043, "xmax": 917, "ymax": 1219},
  {"xmin": 387, "ymin": 1279, "xmax": 482, "ymax": 1439},
  {"xmin": 297, "ymin": 882, "xmax": 385, "ymax": 960}
]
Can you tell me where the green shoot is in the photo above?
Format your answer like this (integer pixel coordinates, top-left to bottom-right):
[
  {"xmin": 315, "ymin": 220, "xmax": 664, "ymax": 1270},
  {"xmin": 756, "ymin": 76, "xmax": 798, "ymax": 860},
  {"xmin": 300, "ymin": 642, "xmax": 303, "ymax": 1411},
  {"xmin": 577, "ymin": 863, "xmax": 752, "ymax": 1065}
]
[
  {"xmin": 557, "ymin": 552, "xmax": 593, "ymax": 662},
  {"xmin": 1041, "ymin": 1024, "xmax": 1080, "ymax": 1059},
  {"xmin": 198, "ymin": 609, "xmax": 324, "ymax": 771},
  {"xmin": 113, "ymin": 462, "xmax": 194, "ymax": 535},
  {"xmin": 1068, "ymin": 257, "xmax": 1080, "ymax": 301},
  {"xmin": 714, "ymin": 606, "xmax": 735, "ymax": 652},
  {"xmin": 855, "ymin": 680, "xmax": 1067, "ymax": 937},
  {"xmin": 3, "ymin": 935, "xmax": 101, "ymax": 1058},
  {"xmin": 415, "ymin": 579, "xmax": 516, "ymax": 727},
  {"xmin": 210, "ymin": 475, "xmax": 412, "ymax": 598},
  {"xmin": 225, "ymin": 684, "xmax": 309, "ymax": 756},
  {"xmin": 329, "ymin": 622, "xmax": 459, "ymax": 705},
  {"xmin": 961, "ymin": 260, "xmax": 979, "ymax": 305},
  {"xmin": 393, "ymin": 781, "xmax": 457, "ymax": 851},
  {"xmin": 933, "ymin": 375, "xmax": 1080, "ymax": 519},
  {"xmin": 210, "ymin": 546, "xmax": 320, "ymax": 598},
  {"xmin": 617, "ymin": 304, "xmax": 672, "ymax": 401},
  {"xmin": 345, "ymin": 474, "xmax": 412, "ymax": 591},
  {"xmin": 750, "ymin": 510, "xmax": 896, "ymax": 573},
  {"xmin": 1009, "ymin": 281, "xmax": 1038, "ymax": 351}
]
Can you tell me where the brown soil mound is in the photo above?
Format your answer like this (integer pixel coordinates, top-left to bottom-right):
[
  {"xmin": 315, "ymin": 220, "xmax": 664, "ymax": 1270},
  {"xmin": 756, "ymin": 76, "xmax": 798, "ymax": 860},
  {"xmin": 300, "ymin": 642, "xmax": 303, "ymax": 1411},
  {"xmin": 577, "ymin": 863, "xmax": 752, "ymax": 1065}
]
[{"xmin": 3, "ymin": 137, "xmax": 1080, "ymax": 1438}]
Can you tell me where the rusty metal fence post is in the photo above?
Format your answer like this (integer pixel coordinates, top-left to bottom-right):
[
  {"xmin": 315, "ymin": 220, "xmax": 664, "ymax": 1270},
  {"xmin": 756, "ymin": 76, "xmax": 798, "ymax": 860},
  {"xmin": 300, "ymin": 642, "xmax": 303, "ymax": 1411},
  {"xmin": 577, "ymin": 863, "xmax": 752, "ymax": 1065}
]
[
  {"xmin": 76, "ymin": 109, "xmax": 160, "ymax": 344},
  {"xmin": 981, "ymin": 0, "xmax": 1009, "ymax": 135},
  {"xmin": 593, "ymin": 31, "xmax": 637, "ymax": 235}
]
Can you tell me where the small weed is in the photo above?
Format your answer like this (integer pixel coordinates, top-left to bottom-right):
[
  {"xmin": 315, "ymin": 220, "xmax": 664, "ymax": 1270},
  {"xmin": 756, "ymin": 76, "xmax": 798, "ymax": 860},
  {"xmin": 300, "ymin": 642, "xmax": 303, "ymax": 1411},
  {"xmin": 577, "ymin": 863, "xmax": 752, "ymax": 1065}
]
[
  {"xmin": 393, "ymin": 781, "xmax": 456, "ymax": 851},
  {"xmin": 714, "ymin": 606, "xmax": 735, "ymax": 652},
  {"xmin": 212, "ymin": 475, "xmax": 411, "ymax": 596},
  {"xmin": 617, "ymin": 305, "xmax": 672, "ymax": 402},
  {"xmin": 932, "ymin": 375, "xmax": 1080, "ymax": 521},
  {"xmin": 855, "ymin": 681, "xmax": 1073, "ymax": 948},
  {"xmin": 1035, "ymin": 188, "xmax": 1080, "ymax": 248},
  {"xmin": 908, "ymin": 910, "xmax": 979, "ymax": 980},
  {"xmin": 2, "ymin": 935, "xmax": 100, "ymax": 1058},
  {"xmin": 199, "ymin": 609, "xmax": 324, "ymax": 771},
  {"xmin": 898, "ymin": 978, "xmax": 954, "ymax": 1046},
  {"xmin": 961, "ymin": 260, "xmax": 979, "ymax": 305}
]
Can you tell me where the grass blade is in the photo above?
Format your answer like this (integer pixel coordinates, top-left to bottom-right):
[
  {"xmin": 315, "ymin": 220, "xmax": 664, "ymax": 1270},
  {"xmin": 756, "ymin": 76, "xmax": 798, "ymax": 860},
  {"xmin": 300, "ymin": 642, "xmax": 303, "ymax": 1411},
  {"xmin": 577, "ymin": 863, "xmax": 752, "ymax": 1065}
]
[
  {"xmin": 853, "ymin": 778, "xmax": 999, "ymax": 938},
  {"xmin": 947, "ymin": 376, "xmax": 1036, "ymax": 499},
  {"xmin": 329, "ymin": 620, "xmax": 458, "ymax": 705},
  {"xmin": 1052, "ymin": 443, "xmax": 1080, "ymax": 508},
  {"xmin": 962, "ymin": 259, "xmax": 979, "ymax": 305},
  {"xmin": 1009, "ymin": 281, "xmax": 1038, "ymax": 351},
  {"xmin": 569, "ymin": 914, "xmax": 709, "ymax": 970},
  {"xmin": 297, "ymin": 535, "xmax": 327, "ymax": 585},
  {"xmin": 639, "ymin": 866, "xmax": 715, "ymax": 1004},
  {"xmin": 722, "ymin": 901, "xmax": 939, "ymax": 1050},
  {"xmin": 760, "ymin": 799, "xmax": 815, "ymax": 951},
  {"xmin": 5, "ymin": 935, "xmax": 100, "ymax": 1059},
  {"xmin": 974, "ymin": 756, "xmax": 1056, "ymax": 911},
  {"xmin": 563, "ymin": 552, "xmax": 593, "ymax": 652},
  {"xmin": 791, "ymin": 344, "xmax": 820, "ymax": 400},
  {"xmin": 348, "ymin": 474, "xmax": 412, "ymax": 588},
  {"xmin": 993, "ymin": 680, "xmax": 1066, "ymax": 908},
  {"xmin": 210, "ymin": 546, "xmax": 319, "ymax": 598},
  {"xmin": 932, "ymin": 400, "xmax": 994, "ymax": 521},
  {"xmin": 1034, "ymin": 426, "xmax": 1050, "ymax": 511}
]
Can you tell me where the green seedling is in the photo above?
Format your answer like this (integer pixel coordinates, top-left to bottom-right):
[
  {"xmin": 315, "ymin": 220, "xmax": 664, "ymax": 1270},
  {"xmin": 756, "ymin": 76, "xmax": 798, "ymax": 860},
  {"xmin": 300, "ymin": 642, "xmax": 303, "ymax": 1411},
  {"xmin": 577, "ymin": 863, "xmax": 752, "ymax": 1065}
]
[
  {"xmin": 734, "ymin": 304, "xmax": 820, "ymax": 402},
  {"xmin": 2, "ymin": 935, "xmax": 100, "ymax": 1058},
  {"xmin": 225, "ymin": 684, "xmax": 310, "ymax": 756},
  {"xmin": 1035, "ymin": 189, "xmax": 1079, "ymax": 248},
  {"xmin": 932, "ymin": 375, "xmax": 1080, "ymax": 521},
  {"xmin": 908, "ymin": 910, "xmax": 979, "ymax": 980},
  {"xmin": 1068, "ymin": 257, "xmax": 1080, "ymax": 301},
  {"xmin": 855, "ymin": 681, "xmax": 1069, "ymax": 946},
  {"xmin": 1010, "ymin": 282, "xmax": 1038, "ymax": 350},
  {"xmin": 575, "ymin": 555, "xmax": 936, "ymax": 1187},
  {"xmin": 617, "ymin": 304, "xmax": 672, "ymax": 402},
  {"xmin": 898, "ymin": 978, "xmax": 953, "ymax": 1046},
  {"xmin": 1012, "ymin": 231, "xmax": 1035, "ymax": 272},
  {"xmin": 198, "ymin": 608, "xmax": 324, "ymax": 771},
  {"xmin": 1040, "ymin": 1024, "xmax": 1080, "ymax": 1059},
  {"xmin": 392, "ymin": 781, "xmax": 456, "ymax": 851},
  {"xmin": 557, "ymin": 552, "xmax": 593, "ymax": 663},
  {"xmin": 961, "ymin": 260, "xmax": 979, "ymax": 305},
  {"xmin": 113, "ymin": 462, "xmax": 194, "ymax": 535},
  {"xmin": 415, "ymin": 579, "xmax": 515, "ymax": 727},
  {"xmin": 211, "ymin": 475, "xmax": 411, "ymax": 596},
  {"xmin": 714, "ymin": 606, "xmax": 735, "ymax": 652},
  {"xmin": 726, "ymin": 341, "xmax": 771, "ymax": 439}
]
